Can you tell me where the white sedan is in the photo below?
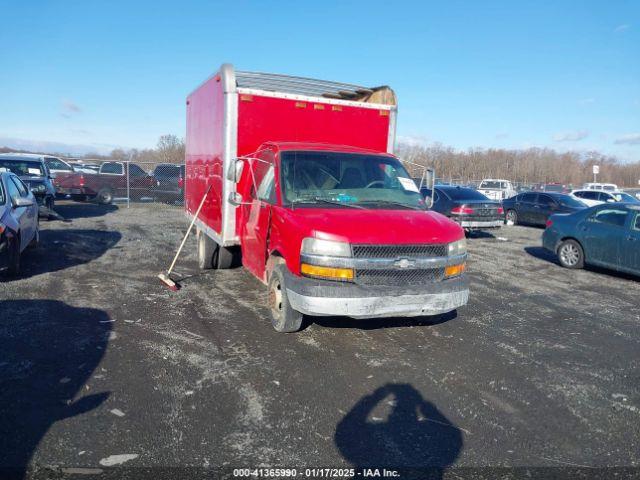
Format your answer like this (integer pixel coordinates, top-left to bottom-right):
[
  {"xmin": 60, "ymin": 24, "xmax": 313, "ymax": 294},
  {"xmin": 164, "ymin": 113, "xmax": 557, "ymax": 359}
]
[{"xmin": 571, "ymin": 189, "xmax": 639, "ymax": 207}]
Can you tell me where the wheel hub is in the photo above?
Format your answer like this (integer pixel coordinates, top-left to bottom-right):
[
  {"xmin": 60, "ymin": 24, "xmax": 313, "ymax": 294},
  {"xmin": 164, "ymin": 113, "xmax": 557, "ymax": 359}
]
[
  {"xmin": 560, "ymin": 244, "xmax": 579, "ymax": 265},
  {"xmin": 269, "ymin": 282, "xmax": 283, "ymax": 314}
]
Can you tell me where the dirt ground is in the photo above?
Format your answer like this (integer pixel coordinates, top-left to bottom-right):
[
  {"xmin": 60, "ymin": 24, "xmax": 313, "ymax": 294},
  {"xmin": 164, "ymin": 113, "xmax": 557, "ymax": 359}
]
[{"xmin": 1, "ymin": 201, "xmax": 639, "ymax": 477}]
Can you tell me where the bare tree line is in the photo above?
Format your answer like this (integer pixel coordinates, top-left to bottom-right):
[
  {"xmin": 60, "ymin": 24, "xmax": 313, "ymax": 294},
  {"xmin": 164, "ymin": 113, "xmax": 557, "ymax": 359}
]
[
  {"xmin": 107, "ymin": 134, "xmax": 185, "ymax": 165},
  {"xmin": 398, "ymin": 142, "xmax": 640, "ymax": 188}
]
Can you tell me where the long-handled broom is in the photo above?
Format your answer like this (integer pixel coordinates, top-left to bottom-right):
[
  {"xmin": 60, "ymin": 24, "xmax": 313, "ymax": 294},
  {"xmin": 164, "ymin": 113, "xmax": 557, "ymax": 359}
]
[{"xmin": 158, "ymin": 184, "xmax": 212, "ymax": 291}]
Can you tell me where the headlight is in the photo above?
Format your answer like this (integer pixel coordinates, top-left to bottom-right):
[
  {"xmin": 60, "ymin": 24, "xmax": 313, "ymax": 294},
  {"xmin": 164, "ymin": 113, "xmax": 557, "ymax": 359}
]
[
  {"xmin": 448, "ymin": 238, "xmax": 467, "ymax": 256},
  {"xmin": 301, "ymin": 238, "xmax": 351, "ymax": 257}
]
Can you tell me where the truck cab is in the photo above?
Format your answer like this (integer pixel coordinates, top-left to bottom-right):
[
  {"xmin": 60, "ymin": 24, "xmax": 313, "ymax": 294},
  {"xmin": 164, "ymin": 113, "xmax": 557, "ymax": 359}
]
[
  {"xmin": 186, "ymin": 64, "xmax": 469, "ymax": 332},
  {"xmin": 227, "ymin": 142, "xmax": 468, "ymax": 331}
]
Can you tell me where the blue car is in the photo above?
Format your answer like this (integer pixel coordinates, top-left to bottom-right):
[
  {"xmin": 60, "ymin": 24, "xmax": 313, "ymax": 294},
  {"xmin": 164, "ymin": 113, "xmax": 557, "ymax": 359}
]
[
  {"xmin": 0, "ymin": 170, "xmax": 39, "ymax": 276},
  {"xmin": 543, "ymin": 203, "xmax": 640, "ymax": 276}
]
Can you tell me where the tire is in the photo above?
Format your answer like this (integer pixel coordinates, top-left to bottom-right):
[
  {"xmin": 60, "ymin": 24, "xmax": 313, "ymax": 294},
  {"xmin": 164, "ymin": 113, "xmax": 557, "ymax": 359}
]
[
  {"xmin": 46, "ymin": 197, "xmax": 55, "ymax": 220},
  {"xmin": 267, "ymin": 265, "xmax": 303, "ymax": 333},
  {"xmin": 557, "ymin": 239, "xmax": 584, "ymax": 269},
  {"xmin": 197, "ymin": 230, "xmax": 215, "ymax": 270},
  {"xmin": 96, "ymin": 188, "xmax": 114, "ymax": 205},
  {"xmin": 505, "ymin": 209, "xmax": 518, "ymax": 225},
  {"xmin": 7, "ymin": 235, "xmax": 20, "ymax": 276},
  {"xmin": 213, "ymin": 245, "xmax": 234, "ymax": 270}
]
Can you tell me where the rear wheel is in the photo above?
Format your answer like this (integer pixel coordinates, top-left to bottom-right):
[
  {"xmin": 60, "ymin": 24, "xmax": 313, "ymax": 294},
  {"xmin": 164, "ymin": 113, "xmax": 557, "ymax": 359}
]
[
  {"xmin": 197, "ymin": 230, "xmax": 215, "ymax": 270},
  {"xmin": 96, "ymin": 188, "xmax": 114, "ymax": 205},
  {"xmin": 213, "ymin": 244, "xmax": 234, "ymax": 270},
  {"xmin": 557, "ymin": 239, "xmax": 584, "ymax": 269},
  {"xmin": 268, "ymin": 265, "xmax": 303, "ymax": 333},
  {"xmin": 505, "ymin": 209, "xmax": 518, "ymax": 225}
]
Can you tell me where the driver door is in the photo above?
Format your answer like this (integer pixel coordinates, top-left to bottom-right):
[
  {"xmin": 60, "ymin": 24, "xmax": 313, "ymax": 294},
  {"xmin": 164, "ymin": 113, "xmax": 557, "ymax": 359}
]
[{"xmin": 240, "ymin": 158, "xmax": 276, "ymax": 282}]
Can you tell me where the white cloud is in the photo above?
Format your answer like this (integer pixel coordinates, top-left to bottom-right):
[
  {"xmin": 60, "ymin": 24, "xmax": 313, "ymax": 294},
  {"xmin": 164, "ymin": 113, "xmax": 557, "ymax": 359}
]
[
  {"xmin": 614, "ymin": 133, "xmax": 640, "ymax": 145},
  {"xmin": 553, "ymin": 130, "xmax": 589, "ymax": 142},
  {"xmin": 614, "ymin": 24, "xmax": 630, "ymax": 33},
  {"xmin": 579, "ymin": 98, "xmax": 595, "ymax": 105}
]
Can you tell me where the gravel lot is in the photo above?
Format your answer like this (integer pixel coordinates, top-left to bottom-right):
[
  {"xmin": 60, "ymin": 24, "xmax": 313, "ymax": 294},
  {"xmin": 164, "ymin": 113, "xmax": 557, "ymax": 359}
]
[{"xmin": 1, "ymin": 201, "xmax": 639, "ymax": 477}]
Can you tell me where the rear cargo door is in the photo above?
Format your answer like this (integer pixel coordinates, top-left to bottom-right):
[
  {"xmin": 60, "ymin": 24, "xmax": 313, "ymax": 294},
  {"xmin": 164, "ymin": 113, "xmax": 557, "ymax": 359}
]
[{"xmin": 240, "ymin": 160, "xmax": 276, "ymax": 280}]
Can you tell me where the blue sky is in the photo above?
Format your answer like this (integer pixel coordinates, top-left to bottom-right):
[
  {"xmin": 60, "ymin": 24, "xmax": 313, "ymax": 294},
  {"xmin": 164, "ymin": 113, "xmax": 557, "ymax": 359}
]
[{"xmin": 1, "ymin": 0, "xmax": 639, "ymax": 160}]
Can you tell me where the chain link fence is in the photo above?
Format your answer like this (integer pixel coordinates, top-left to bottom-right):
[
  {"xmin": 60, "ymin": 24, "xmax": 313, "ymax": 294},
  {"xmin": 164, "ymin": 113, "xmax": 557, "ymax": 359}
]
[{"xmin": 61, "ymin": 159, "xmax": 185, "ymax": 207}]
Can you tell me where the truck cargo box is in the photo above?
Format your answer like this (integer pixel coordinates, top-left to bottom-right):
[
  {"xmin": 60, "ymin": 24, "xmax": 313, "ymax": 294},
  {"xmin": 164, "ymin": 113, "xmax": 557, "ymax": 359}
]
[{"xmin": 185, "ymin": 64, "xmax": 397, "ymax": 247}]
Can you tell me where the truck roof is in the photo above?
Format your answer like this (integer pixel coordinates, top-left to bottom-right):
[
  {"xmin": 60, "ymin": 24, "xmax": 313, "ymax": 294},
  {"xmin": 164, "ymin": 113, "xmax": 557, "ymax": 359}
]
[{"xmin": 264, "ymin": 142, "xmax": 394, "ymax": 156}]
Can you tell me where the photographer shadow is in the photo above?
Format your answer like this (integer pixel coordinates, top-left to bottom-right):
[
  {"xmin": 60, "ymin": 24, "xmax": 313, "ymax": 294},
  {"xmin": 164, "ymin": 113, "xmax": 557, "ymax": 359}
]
[{"xmin": 335, "ymin": 384, "xmax": 463, "ymax": 479}]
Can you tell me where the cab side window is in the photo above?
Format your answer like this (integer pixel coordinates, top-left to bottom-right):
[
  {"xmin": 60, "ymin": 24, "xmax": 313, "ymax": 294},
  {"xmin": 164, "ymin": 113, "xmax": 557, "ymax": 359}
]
[
  {"xmin": 634, "ymin": 214, "xmax": 640, "ymax": 231},
  {"xmin": 256, "ymin": 166, "xmax": 276, "ymax": 204},
  {"xmin": 590, "ymin": 208, "xmax": 628, "ymax": 227},
  {"xmin": 101, "ymin": 162, "xmax": 124, "ymax": 175}
]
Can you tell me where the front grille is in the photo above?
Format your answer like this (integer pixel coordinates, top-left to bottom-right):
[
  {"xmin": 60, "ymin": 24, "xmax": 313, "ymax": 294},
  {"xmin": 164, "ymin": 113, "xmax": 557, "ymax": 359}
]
[
  {"xmin": 352, "ymin": 244, "xmax": 447, "ymax": 258},
  {"xmin": 355, "ymin": 268, "xmax": 446, "ymax": 286}
]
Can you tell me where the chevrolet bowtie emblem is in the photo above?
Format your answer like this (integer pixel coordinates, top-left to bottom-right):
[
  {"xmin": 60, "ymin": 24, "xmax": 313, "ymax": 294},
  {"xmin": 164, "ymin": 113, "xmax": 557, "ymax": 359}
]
[{"xmin": 394, "ymin": 258, "xmax": 416, "ymax": 269}]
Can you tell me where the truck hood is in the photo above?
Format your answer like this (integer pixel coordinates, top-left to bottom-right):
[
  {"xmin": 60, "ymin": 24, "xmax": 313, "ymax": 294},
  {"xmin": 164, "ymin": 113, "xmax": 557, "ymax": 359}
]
[{"xmin": 278, "ymin": 207, "xmax": 464, "ymax": 244}]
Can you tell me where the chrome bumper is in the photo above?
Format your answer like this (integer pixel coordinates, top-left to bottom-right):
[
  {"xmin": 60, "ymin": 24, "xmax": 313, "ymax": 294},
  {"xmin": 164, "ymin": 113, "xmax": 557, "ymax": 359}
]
[
  {"xmin": 284, "ymin": 270, "xmax": 469, "ymax": 319},
  {"xmin": 458, "ymin": 219, "xmax": 503, "ymax": 229}
]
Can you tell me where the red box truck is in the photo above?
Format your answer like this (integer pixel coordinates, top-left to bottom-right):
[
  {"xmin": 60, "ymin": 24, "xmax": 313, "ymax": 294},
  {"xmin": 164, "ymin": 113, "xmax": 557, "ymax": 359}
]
[{"xmin": 186, "ymin": 64, "xmax": 468, "ymax": 332}]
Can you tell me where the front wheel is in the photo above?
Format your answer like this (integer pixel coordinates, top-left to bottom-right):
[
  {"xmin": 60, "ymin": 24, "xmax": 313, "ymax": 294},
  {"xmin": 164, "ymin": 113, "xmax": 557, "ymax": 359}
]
[
  {"xmin": 505, "ymin": 209, "xmax": 518, "ymax": 225},
  {"xmin": 557, "ymin": 239, "xmax": 584, "ymax": 269},
  {"xmin": 268, "ymin": 265, "xmax": 303, "ymax": 333}
]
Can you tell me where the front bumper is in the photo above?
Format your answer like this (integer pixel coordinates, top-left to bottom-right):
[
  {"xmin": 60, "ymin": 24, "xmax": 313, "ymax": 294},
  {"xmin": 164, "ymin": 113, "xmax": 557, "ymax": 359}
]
[{"xmin": 284, "ymin": 269, "xmax": 469, "ymax": 319}]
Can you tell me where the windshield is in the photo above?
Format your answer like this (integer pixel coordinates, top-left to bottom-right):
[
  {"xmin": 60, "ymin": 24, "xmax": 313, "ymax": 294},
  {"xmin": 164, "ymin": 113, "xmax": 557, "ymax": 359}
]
[
  {"xmin": 0, "ymin": 160, "xmax": 45, "ymax": 177},
  {"xmin": 280, "ymin": 151, "xmax": 426, "ymax": 210},
  {"xmin": 480, "ymin": 181, "xmax": 504, "ymax": 189},
  {"xmin": 544, "ymin": 184, "xmax": 564, "ymax": 192},
  {"xmin": 442, "ymin": 187, "xmax": 490, "ymax": 201},
  {"xmin": 557, "ymin": 195, "xmax": 585, "ymax": 208}
]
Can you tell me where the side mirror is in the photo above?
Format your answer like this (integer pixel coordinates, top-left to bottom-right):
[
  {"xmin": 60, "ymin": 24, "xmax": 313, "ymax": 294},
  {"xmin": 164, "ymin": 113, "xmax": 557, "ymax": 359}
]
[
  {"xmin": 424, "ymin": 168, "xmax": 435, "ymax": 208},
  {"xmin": 606, "ymin": 198, "xmax": 616, "ymax": 203},
  {"xmin": 12, "ymin": 196, "xmax": 34, "ymax": 208},
  {"xmin": 226, "ymin": 159, "xmax": 244, "ymax": 182}
]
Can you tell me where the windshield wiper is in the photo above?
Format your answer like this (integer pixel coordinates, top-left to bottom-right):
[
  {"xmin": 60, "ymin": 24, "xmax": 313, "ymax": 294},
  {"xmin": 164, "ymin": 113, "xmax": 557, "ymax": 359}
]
[
  {"xmin": 291, "ymin": 196, "xmax": 365, "ymax": 209},
  {"xmin": 356, "ymin": 200, "xmax": 425, "ymax": 211}
]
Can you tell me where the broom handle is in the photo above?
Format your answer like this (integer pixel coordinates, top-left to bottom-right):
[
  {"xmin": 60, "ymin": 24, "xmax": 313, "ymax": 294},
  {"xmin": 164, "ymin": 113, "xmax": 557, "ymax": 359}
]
[{"xmin": 167, "ymin": 184, "xmax": 212, "ymax": 276}]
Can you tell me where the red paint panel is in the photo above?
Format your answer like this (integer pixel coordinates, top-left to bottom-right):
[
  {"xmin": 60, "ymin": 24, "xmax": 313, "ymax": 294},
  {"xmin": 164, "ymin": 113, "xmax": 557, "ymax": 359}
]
[
  {"xmin": 237, "ymin": 95, "xmax": 390, "ymax": 158},
  {"xmin": 185, "ymin": 77, "xmax": 224, "ymax": 233}
]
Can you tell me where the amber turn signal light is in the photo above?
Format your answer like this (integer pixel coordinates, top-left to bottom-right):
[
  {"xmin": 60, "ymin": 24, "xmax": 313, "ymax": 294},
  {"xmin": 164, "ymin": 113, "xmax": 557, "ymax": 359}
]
[
  {"xmin": 445, "ymin": 264, "xmax": 465, "ymax": 278},
  {"xmin": 300, "ymin": 263, "xmax": 354, "ymax": 281}
]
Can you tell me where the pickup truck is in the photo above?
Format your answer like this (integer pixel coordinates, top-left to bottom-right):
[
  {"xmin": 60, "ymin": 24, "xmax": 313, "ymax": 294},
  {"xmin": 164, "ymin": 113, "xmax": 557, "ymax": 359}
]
[
  {"xmin": 56, "ymin": 161, "xmax": 155, "ymax": 204},
  {"xmin": 186, "ymin": 64, "xmax": 469, "ymax": 332}
]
